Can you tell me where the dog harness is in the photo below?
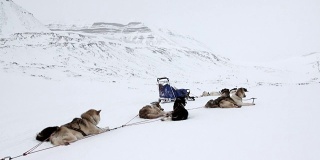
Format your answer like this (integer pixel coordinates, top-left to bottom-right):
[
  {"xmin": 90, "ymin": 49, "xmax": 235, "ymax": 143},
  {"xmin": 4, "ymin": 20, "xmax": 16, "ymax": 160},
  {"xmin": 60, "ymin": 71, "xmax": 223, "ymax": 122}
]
[{"xmin": 66, "ymin": 124, "xmax": 87, "ymax": 137}]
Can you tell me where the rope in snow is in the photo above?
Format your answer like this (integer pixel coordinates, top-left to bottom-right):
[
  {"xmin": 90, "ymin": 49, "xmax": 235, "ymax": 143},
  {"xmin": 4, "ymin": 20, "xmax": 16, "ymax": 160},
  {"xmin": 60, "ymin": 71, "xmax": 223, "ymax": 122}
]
[
  {"xmin": 3, "ymin": 98, "xmax": 252, "ymax": 159},
  {"xmin": 125, "ymin": 118, "xmax": 161, "ymax": 126},
  {"xmin": 124, "ymin": 114, "xmax": 139, "ymax": 126},
  {"xmin": 0, "ymin": 144, "xmax": 60, "ymax": 160},
  {"xmin": 187, "ymin": 106, "xmax": 204, "ymax": 110},
  {"xmin": 0, "ymin": 114, "xmax": 160, "ymax": 160},
  {"xmin": 1, "ymin": 102, "xmax": 214, "ymax": 160}
]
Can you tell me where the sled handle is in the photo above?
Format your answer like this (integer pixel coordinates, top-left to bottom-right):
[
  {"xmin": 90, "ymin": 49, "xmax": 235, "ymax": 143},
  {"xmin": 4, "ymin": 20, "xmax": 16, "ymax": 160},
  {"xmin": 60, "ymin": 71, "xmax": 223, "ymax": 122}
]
[
  {"xmin": 157, "ymin": 77, "xmax": 169, "ymax": 82},
  {"xmin": 252, "ymin": 98, "xmax": 257, "ymax": 103}
]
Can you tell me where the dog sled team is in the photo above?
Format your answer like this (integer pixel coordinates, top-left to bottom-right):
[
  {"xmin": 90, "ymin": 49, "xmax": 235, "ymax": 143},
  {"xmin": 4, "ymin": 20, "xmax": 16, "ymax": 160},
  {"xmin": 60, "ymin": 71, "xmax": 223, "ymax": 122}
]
[{"xmin": 36, "ymin": 86, "xmax": 255, "ymax": 146}]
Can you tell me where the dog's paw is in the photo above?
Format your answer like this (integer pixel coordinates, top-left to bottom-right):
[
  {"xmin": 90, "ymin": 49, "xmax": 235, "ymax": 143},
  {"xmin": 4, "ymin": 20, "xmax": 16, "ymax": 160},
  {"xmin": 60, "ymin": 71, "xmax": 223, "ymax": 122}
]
[
  {"xmin": 64, "ymin": 142, "xmax": 70, "ymax": 145},
  {"xmin": 101, "ymin": 127, "xmax": 110, "ymax": 132},
  {"xmin": 165, "ymin": 112, "xmax": 172, "ymax": 117},
  {"xmin": 252, "ymin": 103, "xmax": 256, "ymax": 105},
  {"xmin": 161, "ymin": 117, "xmax": 170, "ymax": 121}
]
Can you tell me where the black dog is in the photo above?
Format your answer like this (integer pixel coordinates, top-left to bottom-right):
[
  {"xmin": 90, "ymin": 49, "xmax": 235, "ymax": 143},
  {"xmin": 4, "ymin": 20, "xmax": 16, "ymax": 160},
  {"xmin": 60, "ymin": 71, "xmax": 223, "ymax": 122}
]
[
  {"xmin": 36, "ymin": 126, "xmax": 59, "ymax": 142},
  {"xmin": 171, "ymin": 97, "xmax": 188, "ymax": 121}
]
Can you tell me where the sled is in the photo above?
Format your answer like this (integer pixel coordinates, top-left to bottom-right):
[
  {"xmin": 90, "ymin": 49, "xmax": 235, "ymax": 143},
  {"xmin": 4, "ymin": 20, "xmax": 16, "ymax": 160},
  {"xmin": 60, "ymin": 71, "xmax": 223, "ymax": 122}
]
[{"xmin": 157, "ymin": 77, "xmax": 195, "ymax": 103}]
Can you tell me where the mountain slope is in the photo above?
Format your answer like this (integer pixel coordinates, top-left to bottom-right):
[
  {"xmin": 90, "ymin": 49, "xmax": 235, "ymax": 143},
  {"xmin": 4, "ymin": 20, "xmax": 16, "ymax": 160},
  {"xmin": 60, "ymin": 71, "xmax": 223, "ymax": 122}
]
[
  {"xmin": 0, "ymin": 30, "xmax": 228, "ymax": 82},
  {"xmin": 47, "ymin": 22, "xmax": 214, "ymax": 51},
  {"xmin": 0, "ymin": 0, "xmax": 49, "ymax": 37},
  {"xmin": 1, "ymin": 1, "xmax": 318, "ymax": 85},
  {"xmin": 262, "ymin": 52, "xmax": 320, "ymax": 83}
]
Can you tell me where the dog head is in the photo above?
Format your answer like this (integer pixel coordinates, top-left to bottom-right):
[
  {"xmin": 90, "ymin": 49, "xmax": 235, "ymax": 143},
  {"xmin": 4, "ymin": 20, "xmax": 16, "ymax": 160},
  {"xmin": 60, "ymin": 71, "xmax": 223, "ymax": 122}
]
[
  {"xmin": 81, "ymin": 109, "xmax": 101, "ymax": 125},
  {"xmin": 235, "ymin": 88, "xmax": 248, "ymax": 98},
  {"xmin": 150, "ymin": 101, "xmax": 164, "ymax": 111},
  {"xmin": 219, "ymin": 88, "xmax": 230, "ymax": 97},
  {"xmin": 173, "ymin": 97, "xmax": 186, "ymax": 109},
  {"xmin": 36, "ymin": 126, "xmax": 59, "ymax": 142}
]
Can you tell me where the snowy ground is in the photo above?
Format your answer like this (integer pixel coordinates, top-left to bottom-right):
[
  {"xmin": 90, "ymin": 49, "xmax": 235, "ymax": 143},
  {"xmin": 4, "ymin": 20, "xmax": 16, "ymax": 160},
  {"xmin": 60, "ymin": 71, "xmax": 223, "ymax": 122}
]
[
  {"xmin": 1, "ymin": 0, "xmax": 319, "ymax": 159},
  {"xmin": 1, "ymin": 71, "xmax": 319, "ymax": 160}
]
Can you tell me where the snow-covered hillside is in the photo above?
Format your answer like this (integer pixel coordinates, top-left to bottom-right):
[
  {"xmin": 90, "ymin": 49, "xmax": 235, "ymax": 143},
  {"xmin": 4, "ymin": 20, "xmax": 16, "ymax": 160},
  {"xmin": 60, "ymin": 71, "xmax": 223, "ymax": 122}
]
[
  {"xmin": 2, "ymin": 20, "xmax": 319, "ymax": 85},
  {"xmin": 47, "ymin": 22, "xmax": 213, "ymax": 51},
  {"xmin": 259, "ymin": 52, "xmax": 320, "ymax": 84},
  {"xmin": 1, "ymin": 18, "xmax": 232, "ymax": 82},
  {"xmin": 1, "ymin": 1, "xmax": 320, "ymax": 160},
  {"xmin": 1, "ymin": 0, "xmax": 318, "ymax": 85},
  {"xmin": 271, "ymin": 52, "xmax": 320, "ymax": 75},
  {"xmin": 0, "ymin": 31, "xmax": 227, "ymax": 81},
  {"xmin": 0, "ymin": 1, "xmax": 229, "ymax": 82},
  {"xmin": 0, "ymin": 0, "xmax": 49, "ymax": 37}
]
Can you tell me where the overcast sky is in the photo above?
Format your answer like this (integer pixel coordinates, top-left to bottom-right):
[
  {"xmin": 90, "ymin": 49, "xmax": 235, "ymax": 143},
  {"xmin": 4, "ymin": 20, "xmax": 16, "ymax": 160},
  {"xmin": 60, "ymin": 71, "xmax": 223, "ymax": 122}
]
[{"xmin": 14, "ymin": 0, "xmax": 320, "ymax": 64}]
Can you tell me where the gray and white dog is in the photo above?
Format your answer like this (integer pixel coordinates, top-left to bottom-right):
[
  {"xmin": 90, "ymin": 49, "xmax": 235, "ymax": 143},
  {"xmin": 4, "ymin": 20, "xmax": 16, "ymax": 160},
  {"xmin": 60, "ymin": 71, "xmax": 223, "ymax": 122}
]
[
  {"xmin": 139, "ymin": 101, "xmax": 166, "ymax": 119},
  {"xmin": 36, "ymin": 109, "xmax": 107, "ymax": 145},
  {"xmin": 205, "ymin": 88, "xmax": 255, "ymax": 108}
]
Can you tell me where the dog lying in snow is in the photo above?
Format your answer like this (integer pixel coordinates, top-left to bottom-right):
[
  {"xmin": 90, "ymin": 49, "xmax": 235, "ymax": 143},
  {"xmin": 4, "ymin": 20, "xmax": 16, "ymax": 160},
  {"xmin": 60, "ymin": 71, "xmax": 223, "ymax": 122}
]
[
  {"xmin": 205, "ymin": 88, "xmax": 233, "ymax": 108},
  {"xmin": 36, "ymin": 109, "xmax": 107, "ymax": 145},
  {"xmin": 230, "ymin": 88, "xmax": 255, "ymax": 107},
  {"xmin": 36, "ymin": 126, "xmax": 59, "ymax": 142},
  {"xmin": 200, "ymin": 87, "xmax": 236, "ymax": 97},
  {"xmin": 205, "ymin": 88, "xmax": 255, "ymax": 108},
  {"xmin": 139, "ymin": 101, "xmax": 166, "ymax": 119},
  {"xmin": 162, "ymin": 97, "xmax": 189, "ymax": 121},
  {"xmin": 200, "ymin": 91, "xmax": 221, "ymax": 97}
]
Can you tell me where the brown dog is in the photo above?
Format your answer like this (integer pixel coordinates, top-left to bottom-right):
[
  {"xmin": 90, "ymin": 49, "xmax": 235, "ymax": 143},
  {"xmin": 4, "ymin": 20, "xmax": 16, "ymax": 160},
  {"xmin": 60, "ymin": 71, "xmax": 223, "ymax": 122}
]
[
  {"xmin": 49, "ymin": 109, "xmax": 107, "ymax": 145},
  {"xmin": 205, "ymin": 88, "xmax": 254, "ymax": 108},
  {"xmin": 139, "ymin": 101, "xmax": 166, "ymax": 119},
  {"xmin": 205, "ymin": 88, "xmax": 237, "ymax": 108}
]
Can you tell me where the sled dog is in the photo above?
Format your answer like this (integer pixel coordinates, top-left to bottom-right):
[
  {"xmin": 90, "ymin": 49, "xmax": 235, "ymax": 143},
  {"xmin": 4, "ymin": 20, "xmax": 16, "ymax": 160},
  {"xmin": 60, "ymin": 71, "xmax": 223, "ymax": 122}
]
[
  {"xmin": 200, "ymin": 91, "xmax": 220, "ymax": 97},
  {"xmin": 163, "ymin": 97, "xmax": 188, "ymax": 121},
  {"xmin": 36, "ymin": 126, "xmax": 59, "ymax": 142},
  {"xmin": 230, "ymin": 87, "xmax": 255, "ymax": 107},
  {"xmin": 205, "ymin": 88, "xmax": 254, "ymax": 108},
  {"xmin": 36, "ymin": 109, "xmax": 107, "ymax": 145},
  {"xmin": 205, "ymin": 88, "xmax": 234, "ymax": 108},
  {"xmin": 200, "ymin": 87, "xmax": 237, "ymax": 97},
  {"xmin": 172, "ymin": 98, "xmax": 188, "ymax": 121},
  {"xmin": 139, "ymin": 101, "xmax": 166, "ymax": 119}
]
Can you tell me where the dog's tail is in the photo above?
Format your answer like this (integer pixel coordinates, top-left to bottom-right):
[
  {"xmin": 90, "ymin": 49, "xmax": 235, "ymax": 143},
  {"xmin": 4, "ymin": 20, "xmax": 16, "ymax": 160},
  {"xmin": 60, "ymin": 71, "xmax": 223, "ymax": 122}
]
[{"xmin": 36, "ymin": 126, "xmax": 59, "ymax": 142}]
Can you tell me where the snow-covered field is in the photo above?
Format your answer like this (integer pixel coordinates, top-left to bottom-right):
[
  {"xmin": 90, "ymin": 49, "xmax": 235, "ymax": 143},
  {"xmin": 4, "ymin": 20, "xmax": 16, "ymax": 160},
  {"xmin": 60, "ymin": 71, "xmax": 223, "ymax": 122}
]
[
  {"xmin": 1, "ymin": 0, "xmax": 320, "ymax": 159},
  {"xmin": 1, "ymin": 71, "xmax": 320, "ymax": 160}
]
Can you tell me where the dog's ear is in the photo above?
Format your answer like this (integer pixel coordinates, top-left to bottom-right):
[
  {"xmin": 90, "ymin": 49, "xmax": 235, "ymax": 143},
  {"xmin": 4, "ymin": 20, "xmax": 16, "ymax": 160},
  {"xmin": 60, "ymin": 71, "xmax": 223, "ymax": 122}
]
[
  {"xmin": 151, "ymin": 101, "xmax": 159, "ymax": 105},
  {"xmin": 97, "ymin": 110, "xmax": 101, "ymax": 114},
  {"xmin": 243, "ymin": 88, "xmax": 248, "ymax": 92},
  {"xmin": 230, "ymin": 88, "xmax": 237, "ymax": 91}
]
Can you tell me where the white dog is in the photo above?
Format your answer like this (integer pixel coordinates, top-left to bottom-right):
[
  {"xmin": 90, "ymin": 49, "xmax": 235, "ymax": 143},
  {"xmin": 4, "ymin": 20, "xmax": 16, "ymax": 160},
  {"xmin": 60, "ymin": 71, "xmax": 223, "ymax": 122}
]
[{"xmin": 230, "ymin": 88, "xmax": 255, "ymax": 107}]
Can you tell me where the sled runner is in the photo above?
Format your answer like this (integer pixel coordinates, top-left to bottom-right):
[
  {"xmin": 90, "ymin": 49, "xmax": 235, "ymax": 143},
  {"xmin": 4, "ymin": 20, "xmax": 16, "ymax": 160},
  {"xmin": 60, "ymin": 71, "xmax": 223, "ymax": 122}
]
[{"xmin": 157, "ymin": 77, "xmax": 195, "ymax": 103}]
